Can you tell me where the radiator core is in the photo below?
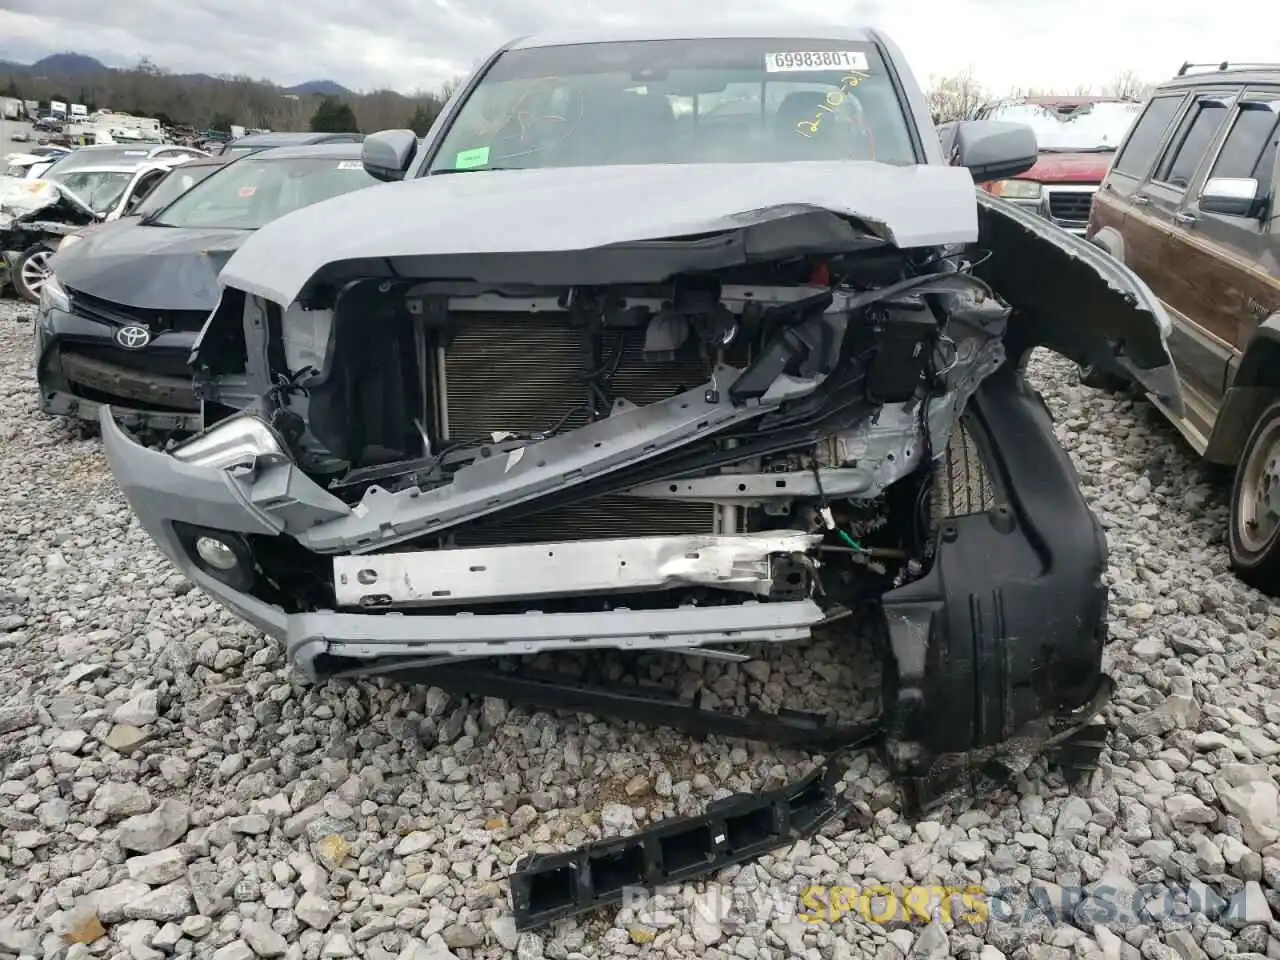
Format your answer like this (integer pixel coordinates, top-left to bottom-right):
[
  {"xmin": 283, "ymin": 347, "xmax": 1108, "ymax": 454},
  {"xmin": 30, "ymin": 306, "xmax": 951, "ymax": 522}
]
[{"xmin": 440, "ymin": 314, "xmax": 717, "ymax": 542}]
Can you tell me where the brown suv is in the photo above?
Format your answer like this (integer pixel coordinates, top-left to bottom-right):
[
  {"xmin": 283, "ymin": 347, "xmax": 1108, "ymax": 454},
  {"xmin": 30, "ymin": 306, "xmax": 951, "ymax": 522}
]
[{"xmin": 1086, "ymin": 61, "xmax": 1280, "ymax": 592}]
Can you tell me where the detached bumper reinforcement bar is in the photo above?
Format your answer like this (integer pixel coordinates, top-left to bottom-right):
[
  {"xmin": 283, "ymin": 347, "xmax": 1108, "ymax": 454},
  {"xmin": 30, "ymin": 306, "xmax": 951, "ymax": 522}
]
[
  {"xmin": 509, "ymin": 748, "xmax": 867, "ymax": 930},
  {"xmin": 381, "ymin": 661, "xmax": 879, "ymax": 750}
]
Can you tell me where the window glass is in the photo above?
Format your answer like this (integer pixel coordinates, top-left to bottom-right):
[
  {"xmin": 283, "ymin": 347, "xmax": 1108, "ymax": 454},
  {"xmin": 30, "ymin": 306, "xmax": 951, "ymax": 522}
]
[
  {"xmin": 1209, "ymin": 105, "xmax": 1280, "ymax": 196},
  {"xmin": 133, "ymin": 164, "xmax": 222, "ymax": 217},
  {"xmin": 1156, "ymin": 98, "xmax": 1230, "ymax": 188},
  {"xmin": 427, "ymin": 38, "xmax": 918, "ymax": 172},
  {"xmin": 153, "ymin": 156, "xmax": 377, "ymax": 230},
  {"xmin": 43, "ymin": 169, "xmax": 134, "ymax": 214},
  {"xmin": 1113, "ymin": 95, "xmax": 1184, "ymax": 177}
]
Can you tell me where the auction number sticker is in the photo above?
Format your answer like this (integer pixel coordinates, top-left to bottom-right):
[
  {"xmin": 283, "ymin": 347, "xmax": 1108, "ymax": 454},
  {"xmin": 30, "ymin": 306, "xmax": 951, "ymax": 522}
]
[
  {"xmin": 454, "ymin": 146, "xmax": 491, "ymax": 169},
  {"xmin": 765, "ymin": 51, "xmax": 869, "ymax": 72},
  {"xmin": 336, "ymin": 160, "xmax": 363, "ymax": 170}
]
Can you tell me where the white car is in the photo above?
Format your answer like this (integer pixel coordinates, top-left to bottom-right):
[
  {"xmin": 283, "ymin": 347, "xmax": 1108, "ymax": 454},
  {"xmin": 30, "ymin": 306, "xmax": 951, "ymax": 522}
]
[{"xmin": 2, "ymin": 157, "xmax": 193, "ymax": 300}]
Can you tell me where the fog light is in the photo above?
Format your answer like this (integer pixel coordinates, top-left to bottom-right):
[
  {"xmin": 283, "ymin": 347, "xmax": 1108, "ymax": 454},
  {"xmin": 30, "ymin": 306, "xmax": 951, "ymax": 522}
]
[
  {"xmin": 173, "ymin": 521, "xmax": 257, "ymax": 592},
  {"xmin": 195, "ymin": 536, "xmax": 238, "ymax": 570}
]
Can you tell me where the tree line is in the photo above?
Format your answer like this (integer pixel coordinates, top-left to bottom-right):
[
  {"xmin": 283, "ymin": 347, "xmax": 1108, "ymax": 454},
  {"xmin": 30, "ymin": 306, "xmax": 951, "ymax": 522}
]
[
  {"xmin": 0, "ymin": 56, "xmax": 455, "ymax": 136},
  {"xmin": 925, "ymin": 68, "xmax": 1155, "ymax": 122},
  {"xmin": 0, "ymin": 54, "xmax": 1156, "ymax": 135}
]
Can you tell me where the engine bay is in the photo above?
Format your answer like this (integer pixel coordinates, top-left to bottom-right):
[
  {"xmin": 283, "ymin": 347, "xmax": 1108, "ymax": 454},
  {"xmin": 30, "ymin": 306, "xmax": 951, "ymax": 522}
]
[{"xmin": 187, "ymin": 245, "xmax": 1010, "ymax": 619}]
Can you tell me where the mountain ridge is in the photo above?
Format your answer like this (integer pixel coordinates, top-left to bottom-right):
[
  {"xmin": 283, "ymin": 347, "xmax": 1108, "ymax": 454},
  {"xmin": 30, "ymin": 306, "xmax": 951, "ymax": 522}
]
[{"xmin": 2, "ymin": 50, "xmax": 354, "ymax": 97}]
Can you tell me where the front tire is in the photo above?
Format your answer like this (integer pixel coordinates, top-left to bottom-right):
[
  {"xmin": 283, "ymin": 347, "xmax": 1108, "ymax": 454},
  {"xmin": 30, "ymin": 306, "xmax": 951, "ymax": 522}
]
[
  {"xmin": 1077, "ymin": 362, "xmax": 1131, "ymax": 394},
  {"xmin": 13, "ymin": 244, "xmax": 55, "ymax": 304},
  {"xmin": 1228, "ymin": 399, "xmax": 1280, "ymax": 595}
]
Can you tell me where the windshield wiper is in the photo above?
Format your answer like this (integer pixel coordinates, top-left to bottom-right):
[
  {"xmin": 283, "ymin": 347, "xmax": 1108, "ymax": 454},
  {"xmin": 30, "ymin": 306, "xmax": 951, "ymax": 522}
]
[{"xmin": 429, "ymin": 166, "xmax": 521, "ymax": 175}]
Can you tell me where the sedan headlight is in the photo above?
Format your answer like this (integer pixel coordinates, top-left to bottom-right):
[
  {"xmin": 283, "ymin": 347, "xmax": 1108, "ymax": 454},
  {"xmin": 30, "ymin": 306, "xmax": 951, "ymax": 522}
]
[
  {"xmin": 988, "ymin": 179, "xmax": 1042, "ymax": 199},
  {"xmin": 169, "ymin": 413, "xmax": 290, "ymax": 471},
  {"xmin": 39, "ymin": 272, "xmax": 70, "ymax": 313}
]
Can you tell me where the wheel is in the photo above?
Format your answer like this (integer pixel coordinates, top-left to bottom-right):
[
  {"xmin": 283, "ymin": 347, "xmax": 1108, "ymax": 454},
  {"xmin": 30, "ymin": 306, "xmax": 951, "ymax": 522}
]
[
  {"xmin": 1077, "ymin": 362, "xmax": 1131, "ymax": 394},
  {"xmin": 1228, "ymin": 399, "xmax": 1280, "ymax": 595},
  {"xmin": 13, "ymin": 244, "xmax": 55, "ymax": 304},
  {"xmin": 931, "ymin": 415, "xmax": 999, "ymax": 522}
]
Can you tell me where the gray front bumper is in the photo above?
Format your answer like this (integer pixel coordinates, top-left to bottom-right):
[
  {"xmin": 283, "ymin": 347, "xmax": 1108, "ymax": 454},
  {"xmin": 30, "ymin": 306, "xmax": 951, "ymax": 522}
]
[{"xmin": 99, "ymin": 409, "xmax": 827, "ymax": 680}]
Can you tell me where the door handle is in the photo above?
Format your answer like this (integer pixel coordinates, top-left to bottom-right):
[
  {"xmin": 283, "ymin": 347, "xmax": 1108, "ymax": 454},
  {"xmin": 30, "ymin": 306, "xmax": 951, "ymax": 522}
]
[
  {"xmin": 1132, "ymin": 194, "xmax": 1151, "ymax": 205},
  {"xmin": 1174, "ymin": 211, "xmax": 1198, "ymax": 225}
]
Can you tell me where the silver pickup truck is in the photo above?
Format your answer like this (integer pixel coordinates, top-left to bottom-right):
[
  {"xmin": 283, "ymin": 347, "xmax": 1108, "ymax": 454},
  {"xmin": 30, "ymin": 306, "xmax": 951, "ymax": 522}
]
[{"xmin": 97, "ymin": 22, "xmax": 1182, "ymax": 927}]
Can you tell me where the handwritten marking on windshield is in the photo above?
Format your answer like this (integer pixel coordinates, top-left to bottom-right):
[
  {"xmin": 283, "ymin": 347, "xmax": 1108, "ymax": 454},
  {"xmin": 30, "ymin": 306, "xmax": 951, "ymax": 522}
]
[{"xmin": 795, "ymin": 73, "xmax": 868, "ymax": 139}]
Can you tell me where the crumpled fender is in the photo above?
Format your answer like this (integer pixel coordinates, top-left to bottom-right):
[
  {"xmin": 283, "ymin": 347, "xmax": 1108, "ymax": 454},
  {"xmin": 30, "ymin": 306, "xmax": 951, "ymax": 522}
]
[{"xmin": 974, "ymin": 191, "xmax": 1184, "ymax": 416}]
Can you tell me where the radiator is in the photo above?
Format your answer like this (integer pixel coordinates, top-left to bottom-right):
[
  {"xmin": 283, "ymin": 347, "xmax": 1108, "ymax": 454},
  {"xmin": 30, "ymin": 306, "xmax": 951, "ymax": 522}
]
[
  {"xmin": 441, "ymin": 315, "xmax": 713, "ymax": 443},
  {"xmin": 441, "ymin": 315, "xmax": 717, "ymax": 542}
]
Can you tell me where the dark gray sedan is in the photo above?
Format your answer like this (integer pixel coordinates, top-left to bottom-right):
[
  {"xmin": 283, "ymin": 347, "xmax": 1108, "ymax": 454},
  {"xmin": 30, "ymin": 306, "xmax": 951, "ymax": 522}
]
[{"xmin": 35, "ymin": 142, "xmax": 381, "ymax": 432}]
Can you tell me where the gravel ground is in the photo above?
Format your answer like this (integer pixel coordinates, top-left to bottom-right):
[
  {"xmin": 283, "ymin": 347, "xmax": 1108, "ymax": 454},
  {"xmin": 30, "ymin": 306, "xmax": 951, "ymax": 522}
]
[{"xmin": 2, "ymin": 295, "xmax": 1280, "ymax": 960}]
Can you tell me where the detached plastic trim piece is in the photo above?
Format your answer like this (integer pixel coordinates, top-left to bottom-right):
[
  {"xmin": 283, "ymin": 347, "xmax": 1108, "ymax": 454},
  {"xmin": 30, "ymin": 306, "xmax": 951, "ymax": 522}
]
[{"xmin": 510, "ymin": 755, "xmax": 852, "ymax": 930}]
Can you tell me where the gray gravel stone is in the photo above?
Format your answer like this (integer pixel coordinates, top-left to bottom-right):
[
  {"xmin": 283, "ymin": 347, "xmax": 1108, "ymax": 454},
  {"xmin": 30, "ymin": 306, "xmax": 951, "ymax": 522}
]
[{"xmin": 3, "ymin": 311, "xmax": 1280, "ymax": 958}]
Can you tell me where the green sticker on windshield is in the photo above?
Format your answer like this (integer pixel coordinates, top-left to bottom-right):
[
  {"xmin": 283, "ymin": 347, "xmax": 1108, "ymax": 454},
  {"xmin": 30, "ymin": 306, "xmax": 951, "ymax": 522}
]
[{"xmin": 454, "ymin": 146, "xmax": 491, "ymax": 170}]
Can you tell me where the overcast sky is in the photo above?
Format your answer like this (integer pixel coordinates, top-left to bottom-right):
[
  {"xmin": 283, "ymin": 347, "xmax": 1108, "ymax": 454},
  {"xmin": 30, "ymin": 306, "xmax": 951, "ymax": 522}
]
[{"xmin": 2, "ymin": 0, "xmax": 1277, "ymax": 96}]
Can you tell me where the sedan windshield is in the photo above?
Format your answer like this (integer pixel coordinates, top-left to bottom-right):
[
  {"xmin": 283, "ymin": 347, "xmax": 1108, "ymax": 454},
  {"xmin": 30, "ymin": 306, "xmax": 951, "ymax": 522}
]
[
  {"xmin": 132, "ymin": 164, "xmax": 224, "ymax": 217},
  {"xmin": 151, "ymin": 155, "xmax": 378, "ymax": 229},
  {"xmin": 44, "ymin": 169, "xmax": 134, "ymax": 215},
  {"xmin": 427, "ymin": 37, "xmax": 918, "ymax": 173}
]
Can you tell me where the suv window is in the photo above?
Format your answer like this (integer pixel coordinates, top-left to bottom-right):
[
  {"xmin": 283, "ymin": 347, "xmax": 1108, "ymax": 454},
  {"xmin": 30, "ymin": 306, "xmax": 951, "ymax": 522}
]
[
  {"xmin": 1208, "ymin": 103, "xmax": 1280, "ymax": 195},
  {"xmin": 1113, "ymin": 95, "xmax": 1183, "ymax": 177},
  {"xmin": 1155, "ymin": 96, "xmax": 1232, "ymax": 189}
]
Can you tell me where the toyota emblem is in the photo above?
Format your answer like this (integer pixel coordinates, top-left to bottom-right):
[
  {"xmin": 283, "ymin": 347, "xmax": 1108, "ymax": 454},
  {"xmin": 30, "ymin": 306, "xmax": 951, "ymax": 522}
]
[{"xmin": 115, "ymin": 325, "xmax": 152, "ymax": 349}]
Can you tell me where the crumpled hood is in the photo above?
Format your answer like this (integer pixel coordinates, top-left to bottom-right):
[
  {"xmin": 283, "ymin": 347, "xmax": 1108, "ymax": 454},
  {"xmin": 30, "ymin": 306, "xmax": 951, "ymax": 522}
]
[
  {"xmin": 52, "ymin": 218, "xmax": 250, "ymax": 311},
  {"xmin": 220, "ymin": 161, "xmax": 980, "ymax": 304},
  {"xmin": 0, "ymin": 178, "xmax": 61, "ymax": 220}
]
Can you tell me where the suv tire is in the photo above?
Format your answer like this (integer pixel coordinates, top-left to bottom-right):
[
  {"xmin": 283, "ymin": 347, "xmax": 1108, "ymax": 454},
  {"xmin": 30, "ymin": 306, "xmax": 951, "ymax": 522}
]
[
  {"xmin": 1077, "ymin": 362, "xmax": 1131, "ymax": 394},
  {"xmin": 1228, "ymin": 399, "xmax": 1280, "ymax": 594}
]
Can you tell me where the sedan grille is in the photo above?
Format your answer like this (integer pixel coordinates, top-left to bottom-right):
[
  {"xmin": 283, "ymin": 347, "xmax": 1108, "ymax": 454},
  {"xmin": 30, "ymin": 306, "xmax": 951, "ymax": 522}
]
[{"xmin": 67, "ymin": 288, "xmax": 210, "ymax": 334}]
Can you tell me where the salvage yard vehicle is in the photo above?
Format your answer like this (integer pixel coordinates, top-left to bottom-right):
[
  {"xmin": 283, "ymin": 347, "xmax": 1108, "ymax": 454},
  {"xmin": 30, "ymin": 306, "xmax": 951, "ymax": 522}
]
[
  {"xmin": 974, "ymin": 99, "xmax": 1141, "ymax": 234},
  {"xmin": 99, "ymin": 25, "xmax": 1182, "ymax": 925},
  {"xmin": 220, "ymin": 130, "xmax": 364, "ymax": 159},
  {"xmin": 1086, "ymin": 61, "xmax": 1280, "ymax": 594},
  {"xmin": 1, "ymin": 158, "xmax": 187, "ymax": 301},
  {"xmin": 34, "ymin": 144, "xmax": 379, "ymax": 433},
  {"xmin": 35, "ymin": 142, "xmax": 211, "ymax": 175}
]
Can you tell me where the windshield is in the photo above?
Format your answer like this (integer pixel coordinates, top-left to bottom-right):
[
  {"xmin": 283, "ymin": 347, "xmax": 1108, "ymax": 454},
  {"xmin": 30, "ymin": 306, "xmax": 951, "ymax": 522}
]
[
  {"xmin": 132, "ymin": 164, "xmax": 223, "ymax": 217},
  {"xmin": 152, "ymin": 155, "xmax": 378, "ymax": 229},
  {"xmin": 43, "ymin": 169, "xmax": 134, "ymax": 215},
  {"xmin": 426, "ymin": 38, "xmax": 917, "ymax": 173},
  {"xmin": 984, "ymin": 101, "xmax": 1141, "ymax": 153},
  {"xmin": 1047, "ymin": 101, "xmax": 1143, "ymax": 151}
]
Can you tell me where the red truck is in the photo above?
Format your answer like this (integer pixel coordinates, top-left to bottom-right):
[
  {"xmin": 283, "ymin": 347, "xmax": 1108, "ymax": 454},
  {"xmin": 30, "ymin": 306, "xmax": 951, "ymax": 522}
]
[{"xmin": 971, "ymin": 97, "xmax": 1142, "ymax": 234}]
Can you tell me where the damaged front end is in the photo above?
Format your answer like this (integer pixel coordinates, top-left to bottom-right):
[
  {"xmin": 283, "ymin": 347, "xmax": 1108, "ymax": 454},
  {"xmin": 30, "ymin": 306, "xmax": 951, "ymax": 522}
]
[{"xmin": 100, "ymin": 171, "xmax": 1176, "ymax": 914}]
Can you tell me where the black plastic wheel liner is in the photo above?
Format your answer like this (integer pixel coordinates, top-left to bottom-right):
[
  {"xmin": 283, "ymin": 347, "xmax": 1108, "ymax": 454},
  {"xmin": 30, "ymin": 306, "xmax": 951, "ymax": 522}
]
[{"xmin": 878, "ymin": 357, "xmax": 1113, "ymax": 811}]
